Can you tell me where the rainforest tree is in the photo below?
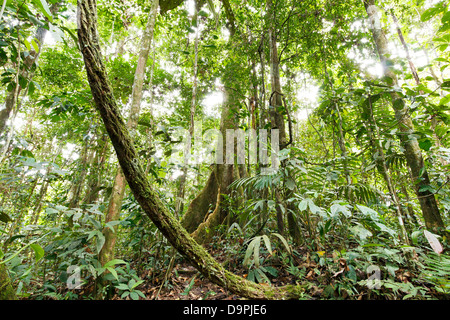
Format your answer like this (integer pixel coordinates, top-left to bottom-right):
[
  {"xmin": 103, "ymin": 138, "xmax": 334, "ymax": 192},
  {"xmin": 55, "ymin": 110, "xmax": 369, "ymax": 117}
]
[{"xmin": 0, "ymin": 0, "xmax": 449, "ymax": 301}]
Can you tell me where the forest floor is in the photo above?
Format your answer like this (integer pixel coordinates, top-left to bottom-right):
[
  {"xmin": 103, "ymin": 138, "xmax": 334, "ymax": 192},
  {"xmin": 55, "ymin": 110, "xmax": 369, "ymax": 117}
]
[
  {"xmin": 108, "ymin": 240, "xmax": 450, "ymax": 300},
  {"xmin": 112, "ymin": 242, "xmax": 313, "ymax": 300},
  {"xmin": 109, "ymin": 241, "xmax": 448, "ymax": 300},
  {"xmin": 135, "ymin": 253, "xmax": 363, "ymax": 300}
]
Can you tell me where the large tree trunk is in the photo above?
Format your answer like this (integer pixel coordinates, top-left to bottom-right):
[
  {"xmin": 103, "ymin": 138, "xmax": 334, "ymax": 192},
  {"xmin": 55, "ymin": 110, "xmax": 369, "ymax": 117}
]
[
  {"xmin": 364, "ymin": 0, "xmax": 446, "ymax": 234},
  {"xmin": 180, "ymin": 0, "xmax": 239, "ymax": 243},
  {"xmin": 99, "ymin": 0, "xmax": 159, "ymax": 268},
  {"xmin": 77, "ymin": 0, "xmax": 304, "ymax": 299},
  {"xmin": 187, "ymin": 85, "xmax": 239, "ymax": 243}
]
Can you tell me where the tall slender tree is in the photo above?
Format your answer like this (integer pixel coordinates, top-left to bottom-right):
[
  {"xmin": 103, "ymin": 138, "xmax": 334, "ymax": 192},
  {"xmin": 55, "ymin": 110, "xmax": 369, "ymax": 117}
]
[
  {"xmin": 364, "ymin": 0, "xmax": 446, "ymax": 234},
  {"xmin": 99, "ymin": 0, "xmax": 159, "ymax": 267}
]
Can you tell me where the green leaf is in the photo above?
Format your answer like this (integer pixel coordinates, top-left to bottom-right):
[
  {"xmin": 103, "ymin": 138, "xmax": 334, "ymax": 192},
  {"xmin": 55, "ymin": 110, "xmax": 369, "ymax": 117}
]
[
  {"xmin": 130, "ymin": 279, "xmax": 144, "ymax": 289},
  {"xmin": 330, "ymin": 202, "xmax": 351, "ymax": 218},
  {"xmin": 105, "ymin": 220, "xmax": 121, "ymax": 232},
  {"xmin": 115, "ymin": 283, "xmax": 129, "ymax": 291},
  {"xmin": 32, "ymin": 0, "xmax": 53, "ymax": 22},
  {"xmin": 31, "ymin": 39, "xmax": 40, "ymax": 53},
  {"xmin": 103, "ymin": 258, "xmax": 127, "ymax": 268},
  {"xmin": 419, "ymin": 139, "xmax": 432, "ymax": 151},
  {"xmin": 285, "ymin": 178, "xmax": 296, "ymax": 190},
  {"xmin": 23, "ymin": 39, "xmax": 31, "ymax": 51},
  {"xmin": 88, "ymin": 216, "xmax": 102, "ymax": 230},
  {"xmin": 0, "ymin": 212, "xmax": 12, "ymax": 223},
  {"xmin": 87, "ymin": 230, "xmax": 101, "ymax": 241},
  {"xmin": 45, "ymin": 207, "xmax": 59, "ymax": 215},
  {"xmin": 181, "ymin": 276, "xmax": 196, "ymax": 295},
  {"xmin": 106, "ymin": 267, "xmax": 118, "ymax": 280},
  {"xmin": 307, "ymin": 198, "xmax": 321, "ymax": 214},
  {"xmin": 298, "ymin": 199, "xmax": 308, "ymax": 211},
  {"xmin": 437, "ymin": 43, "xmax": 449, "ymax": 51},
  {"xmin": 253, "ymin": 236, "xmax": 260, "ymax": 267},
  {"xmin": 356, "ymin": 204, "xmax": 378, "ymax": 219},
  {"xmin": 272, "ymin": 233, "xmax": 292, "ymax": 255},
  {"xmin": 261, "ymin": 235, "xmax": 272, "ymax": 255},
  {"xmin": 244, "ymin": 237, "xmax": 259, "ymax": 266},
  {"xmin": 128, "ymin": 279, "xmax": 136, "ymax": 288},
  {"xmin": 350, "ymin": 224, "xmax": 372, "ymax": 241},
  {"xmin": 30, "ymin": 243, "xmax": 44, "ymax": 261},
  {"xmin": 420, "ymin": 5, "xmax": 443, "ymax": 22},
  {"xmin": 88, "ymin": 264, "xmax": 97, "ymax": 278},
  {"xmin": 442, "ymin": 11, "xmax": 450, "ymax": 23},
  {"xmin": 439, "ymin": 94, "xmax": 450, "ymax": 106},
  {"xmin": 96, "ymin": 234, "xmax": 105, "ymax": 254},
  {"xmin": 27, "ymin": 13, "xmax": 45, "ymax": 26},
  {"xmin": 129, "ymin": 291, "xmax": 139, "ymax": 300},
  {"xmin": 59, "ymin": 26, "xmax": 79, "ymax": 44},
  {"xmin": 419, "ymin": 185, "xmax": 434, "ymax": 193},
  {"xmin": 411, "ymin": 230, "xmax": 422, "ymax": 245}
]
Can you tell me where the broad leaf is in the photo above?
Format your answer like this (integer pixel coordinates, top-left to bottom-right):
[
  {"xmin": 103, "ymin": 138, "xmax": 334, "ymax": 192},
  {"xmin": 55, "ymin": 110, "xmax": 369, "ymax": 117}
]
[
  {"xmin": 30, "ymin": 243, "xmax": 44, "ymax": 261},
  {"xmin": 103, "ymin": 259, "xmax": 127, "ymax": 268},
  {"xmin": 32, "ymin": 0, "xmax": 53, "ymax": 22}
]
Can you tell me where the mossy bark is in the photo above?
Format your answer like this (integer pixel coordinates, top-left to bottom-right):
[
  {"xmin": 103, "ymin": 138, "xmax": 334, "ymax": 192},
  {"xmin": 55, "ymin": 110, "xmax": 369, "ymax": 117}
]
[
  {"xmin": 99, "ymin": 0, "xmax": 159, "ymax": 268},
  {"xmin": 0, "ymin": 264, "xmax": 16, "ymax": 300},
  {"xmin": 77, "ymin": 0, "xmax": 306, "ymax": 299},
  {"xmin": 181, "ymin": 171, "xmax": 219, "ymax": 233}
]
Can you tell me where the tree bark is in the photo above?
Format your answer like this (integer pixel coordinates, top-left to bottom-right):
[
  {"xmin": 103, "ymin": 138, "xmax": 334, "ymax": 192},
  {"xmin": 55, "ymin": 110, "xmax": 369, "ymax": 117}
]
[
  {"xmin": 183, "ymin": 82, "xmax": 239, "ymax": 243},
  {"xmin": 83, "ymin": 133, "xmax": 109, "ymax": 204},
  {"xmin": 0, "ymin": 263, "xmax": 16, "ymax": 300},
  {"xmin": 175, "ymin": 11, "xmax": 200, "ymax": 216},
  {"xmin": 364, "ymin": 0, "xmax": 446, "ymax": 234},
  {"xmin": 99, "ymin": 0, "xmax": 159, "ymax": 267},
  {"xmin": 77, "ymin": 0, "xmax": 305, "ymax": 299},
  {"xmin": 267, "ymin": 0, "xmax": 301, "ymax": 243},
  {"xmin": 180, "ymin": 0, "xmax": 239, "ymax": 243}
]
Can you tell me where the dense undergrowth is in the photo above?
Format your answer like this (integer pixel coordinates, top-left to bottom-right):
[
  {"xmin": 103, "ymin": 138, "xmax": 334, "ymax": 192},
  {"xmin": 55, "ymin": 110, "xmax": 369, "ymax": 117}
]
[
  {"xmin": 1, "ymin": 0, "xmax": 450, "ymax": 301},
  {"xmin": 1, "ymin": 150, "xmax": 449, "ymax": 300}
]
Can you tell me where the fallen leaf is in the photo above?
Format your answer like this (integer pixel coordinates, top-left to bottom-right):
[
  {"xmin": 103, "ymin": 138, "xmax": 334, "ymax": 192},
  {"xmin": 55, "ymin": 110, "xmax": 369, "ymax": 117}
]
[{"xmin": 424, "ymin": 230, "xmax": 443, "ymax": 254}]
